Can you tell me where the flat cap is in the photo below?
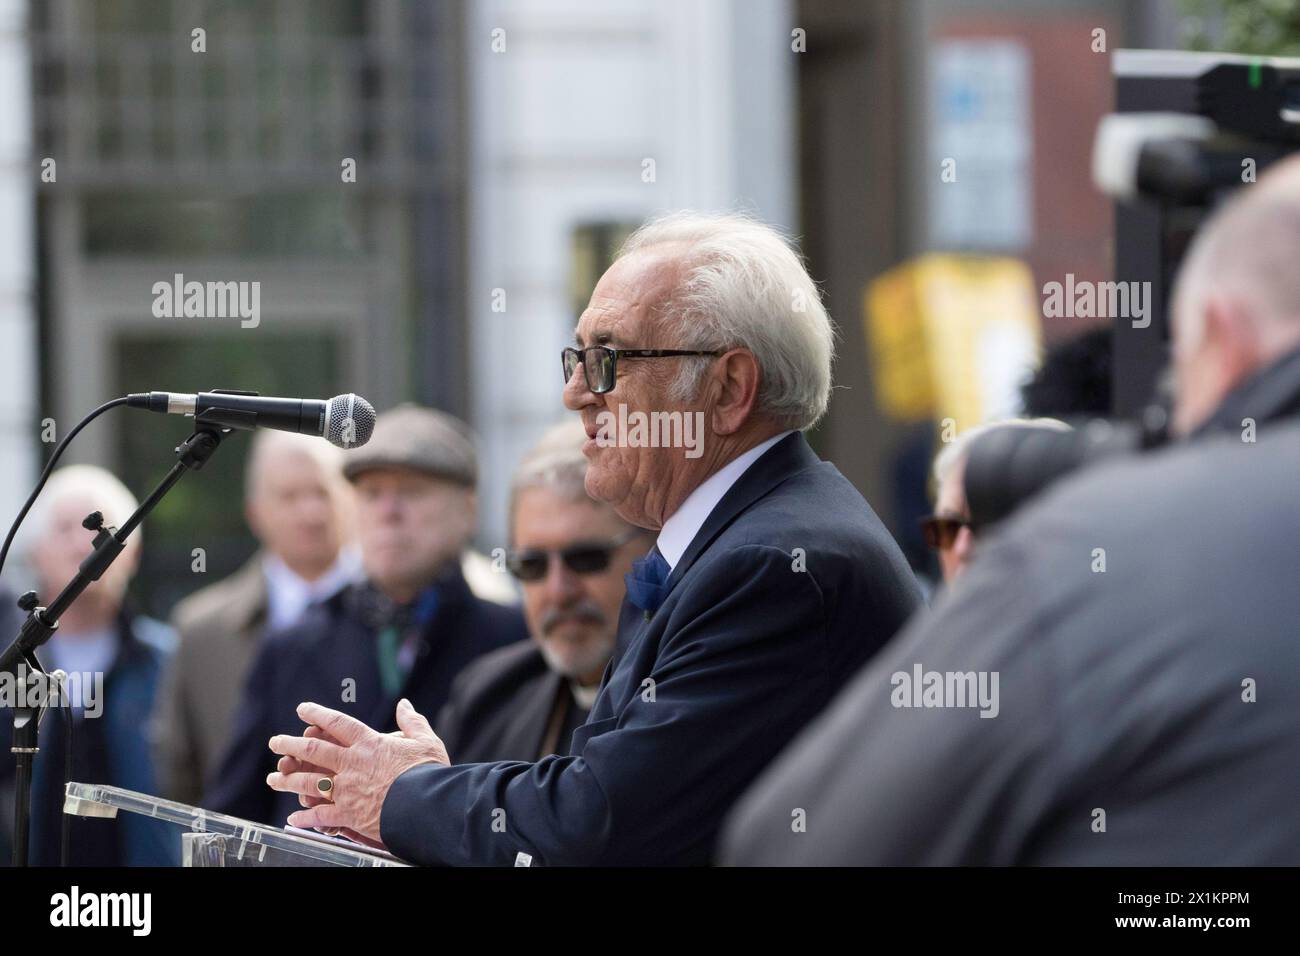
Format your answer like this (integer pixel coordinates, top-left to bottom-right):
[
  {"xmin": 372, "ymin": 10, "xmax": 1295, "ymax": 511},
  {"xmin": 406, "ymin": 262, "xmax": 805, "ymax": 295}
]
[{"xmin": 342, "ymin": 403, "xmax": 478, "ymax": 486}]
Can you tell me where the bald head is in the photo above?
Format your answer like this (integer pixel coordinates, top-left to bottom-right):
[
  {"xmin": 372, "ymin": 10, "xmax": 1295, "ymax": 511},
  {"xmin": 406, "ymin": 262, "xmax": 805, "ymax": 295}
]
[
  {"xmin": 243, "ymin": 430, "xmax": 352, "ymax": 579},
  {"xmin": 1171, "ymin": 155, "xmax": 1300, "ymax": 433}
]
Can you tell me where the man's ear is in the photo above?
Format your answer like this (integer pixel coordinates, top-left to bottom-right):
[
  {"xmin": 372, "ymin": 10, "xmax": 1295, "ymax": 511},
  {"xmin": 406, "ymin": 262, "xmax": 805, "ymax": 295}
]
[
  {"xmin": 243, "ymin": 500, "xmax": 264, "ymax": 541},
  {"xmin": 461, "ymin": 490, "xmax": 479, "ymax": 541},
  {"xmin": 121, "ymin": 541, "xmax": 142, "ymax": 577},
  {"xmin": 331, "ymin": 481, "xmax": 358, "ymax": 542},
  {"xmin": 707, "ymin": 348, "xmax": 761, "ymax": 436},
  {"xmin": 1203, "ymin": 294, "xmax": 1262, "ymax": 393}
]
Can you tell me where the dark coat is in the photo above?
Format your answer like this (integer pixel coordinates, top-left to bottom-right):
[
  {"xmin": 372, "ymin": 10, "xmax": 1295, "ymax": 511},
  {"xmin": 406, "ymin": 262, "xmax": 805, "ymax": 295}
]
[
  {"xmin": 205, "ymin": 565, "xmax": 527, "ymax": 826},
  {"xmin": 0, "ymin": 612, "xmax": 177, "ymax": 867},
  {"xmin": 380, "ymin": 432, "xmax": 923, "ymax": 865},
  {"xmin": 721, "ymin": 415, "xmax": 1300, "ymax": 866},
  {"xmin": 437, "ymin": 640, "xmax": 591, "ymax": 764},
  {"xmin": 153, "ymin": 553, "xmax": 269, "ymax": 807}
]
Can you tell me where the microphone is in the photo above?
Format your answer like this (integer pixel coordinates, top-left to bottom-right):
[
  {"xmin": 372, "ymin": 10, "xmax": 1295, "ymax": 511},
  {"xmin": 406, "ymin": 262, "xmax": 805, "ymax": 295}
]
[{"xmin": 126, "ymin": 390, "xmax": 376, "ymax": 448}]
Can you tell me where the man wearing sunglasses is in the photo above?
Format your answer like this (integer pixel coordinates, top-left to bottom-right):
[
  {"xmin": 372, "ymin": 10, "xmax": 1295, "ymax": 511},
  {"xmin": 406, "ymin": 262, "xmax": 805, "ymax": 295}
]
[
  {"xmin": 267, "ymin": 212, "xmax": 921, "ymax": 863},
  {"xmin": 434, "ymin": 421, "xmax": 649, "ymax": 764},
  {"xmin": 922, "ymin": 457, "xmax": 975, "ymax": 586},
  {"xmin": 923, "ymin": 419, "xmax": 1070, "ymax": 584}
]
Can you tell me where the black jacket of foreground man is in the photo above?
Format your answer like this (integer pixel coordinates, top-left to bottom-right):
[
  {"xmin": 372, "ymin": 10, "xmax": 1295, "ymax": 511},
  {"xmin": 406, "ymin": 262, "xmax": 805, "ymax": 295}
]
[
  {"xmin": 380, "ymin": 432, "xmax": 922, "ymax": 865},
  {"xmin": 205, "ymin": 565, "xmax": 526, "ymax": 826},
  {"xmin": 721, "ymin": 375, "xmax": 1300, "ymax": 865}
]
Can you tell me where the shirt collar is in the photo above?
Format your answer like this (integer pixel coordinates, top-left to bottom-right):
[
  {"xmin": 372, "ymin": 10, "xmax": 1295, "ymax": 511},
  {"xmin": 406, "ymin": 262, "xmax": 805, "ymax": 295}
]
[
  {"xmin": 570, "ymin": 680, "xmax": 601, "ymax": 711},
  {"xmin": 262, "ymin": 546, "xmax": 363, "ymax": 632},
  {"xmin": 655, "ymin": 430, "xmax": 794, "ymax": 571},
  {"xmin": 43, "ymin": 625, "xmax": 119, "ymax": 680}
]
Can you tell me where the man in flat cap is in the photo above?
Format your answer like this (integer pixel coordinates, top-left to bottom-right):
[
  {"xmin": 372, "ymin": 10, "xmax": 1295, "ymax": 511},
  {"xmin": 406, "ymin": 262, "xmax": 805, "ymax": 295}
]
[{"xmin": 204, "ymin": 404, "xmax": 527, "ymax": 826}]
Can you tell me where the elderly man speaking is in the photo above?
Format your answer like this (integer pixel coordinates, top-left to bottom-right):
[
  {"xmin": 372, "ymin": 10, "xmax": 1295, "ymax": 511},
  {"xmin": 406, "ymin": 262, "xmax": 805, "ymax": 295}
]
[{"xmin": 267, "ymin": 212, "xmax": 922, "ymax": 864}]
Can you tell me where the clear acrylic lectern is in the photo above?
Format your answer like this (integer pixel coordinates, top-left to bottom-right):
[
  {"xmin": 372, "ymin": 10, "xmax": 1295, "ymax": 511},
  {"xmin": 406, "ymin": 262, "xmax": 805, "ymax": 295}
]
[{"xmin": 63, "ymin": 782, "xmax": 409, "ymax": 867}]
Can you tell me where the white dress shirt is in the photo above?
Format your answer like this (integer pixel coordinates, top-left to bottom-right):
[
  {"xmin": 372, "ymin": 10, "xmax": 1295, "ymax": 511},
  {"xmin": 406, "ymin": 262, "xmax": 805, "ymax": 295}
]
[
  {"xmin": 43, "ymin": 625, "xmax": 117, "ymax": 716},
  {"xmin": 655, "ymin": 431, "xmax": 795, "ymax": 572},
  {"xmin": 44, "ymin": 626, "xmax": 118, "ymax": 682},
  {"xmin": 261, "ymin": 545, "xmax": 363, "ymax": 633}
]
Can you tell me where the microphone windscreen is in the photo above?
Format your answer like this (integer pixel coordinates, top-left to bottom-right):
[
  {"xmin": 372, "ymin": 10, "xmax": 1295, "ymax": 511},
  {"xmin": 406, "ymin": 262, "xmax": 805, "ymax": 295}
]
[{"xmin": 326, "ymin": 394, "xmax": 377, "ymax": 448}]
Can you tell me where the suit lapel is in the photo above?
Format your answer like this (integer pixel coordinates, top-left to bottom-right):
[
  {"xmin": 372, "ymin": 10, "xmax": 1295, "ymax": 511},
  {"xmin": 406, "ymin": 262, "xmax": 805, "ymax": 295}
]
[
  {"xmin": 367, "ymin": 566, "xmax": 472, "ymax": 728},
  {"xmin": 602, "ymin": 433, "xmax": 820, "ymax": 690},
  {"xmin": 503, "ymin": 668, "xmax": 565, "ymax": 760},
  {"xmin": 664, "ymin": 432, "xmax": 820, "ymax": 593},
  {"xmin": 226, "ymin": 553, "xmax": 269, "ymax": 637},
  {"xmin": 302, "ymin": 591, "xmax": 383, "ymax": 723}
]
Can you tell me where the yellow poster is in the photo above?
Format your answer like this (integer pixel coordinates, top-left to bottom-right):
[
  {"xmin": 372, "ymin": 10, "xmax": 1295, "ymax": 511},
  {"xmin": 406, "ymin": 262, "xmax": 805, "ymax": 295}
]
[{"xmin": 864, "ymin": 254, "xmax": 1040, "ymax": 433}]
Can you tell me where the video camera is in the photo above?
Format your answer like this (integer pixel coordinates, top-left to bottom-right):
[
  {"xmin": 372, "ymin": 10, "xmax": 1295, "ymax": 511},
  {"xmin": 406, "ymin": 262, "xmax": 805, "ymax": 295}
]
[{"xmin": 964, "ymin": 51, "xmax": 1300, "ymax": 531}]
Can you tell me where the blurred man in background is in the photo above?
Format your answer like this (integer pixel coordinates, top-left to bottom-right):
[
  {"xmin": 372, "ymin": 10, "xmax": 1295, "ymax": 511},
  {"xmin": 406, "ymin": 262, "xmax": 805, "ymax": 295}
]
[
  {"xmin": 722, "ymin": 156, "xmax": 1300, "ymax": 866},
  {"xmin": 923, "ymin": 430, "xmax": 979, "ymax": 584},
  {"xmin": 153, "ymin": 430, "xmax": 360, "ymax": 807},
  {"xmin": 923, "ymin": 419, "xmax": 1069, "ymax": 583},
  {"xmin": 0, "ymin": 466, "xmax": 175, "ymax": 866},
  {"xmin": 437, "ymin": 420, "xmax": 648, "ymax": 763},
  {"xmin": 205, "ymin": 404, "xmax": 527, "ymax": 826}
]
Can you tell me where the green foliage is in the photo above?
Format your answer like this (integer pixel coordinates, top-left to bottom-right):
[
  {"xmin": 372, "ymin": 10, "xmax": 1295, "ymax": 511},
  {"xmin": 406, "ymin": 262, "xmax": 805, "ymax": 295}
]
[
  {"xmin": 1180, "ymin": 0, "xmax": 1300, "ymax": 57},
  {"xmin": 113, "ymin": 331, "xmax": 341, "ymax": 615}
]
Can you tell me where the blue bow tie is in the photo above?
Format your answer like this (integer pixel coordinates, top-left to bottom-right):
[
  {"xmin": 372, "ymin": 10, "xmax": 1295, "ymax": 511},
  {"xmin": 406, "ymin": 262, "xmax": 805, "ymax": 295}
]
[{"xmin": 625, "ymin": 547, "xmax": 672, "ymax": 618}]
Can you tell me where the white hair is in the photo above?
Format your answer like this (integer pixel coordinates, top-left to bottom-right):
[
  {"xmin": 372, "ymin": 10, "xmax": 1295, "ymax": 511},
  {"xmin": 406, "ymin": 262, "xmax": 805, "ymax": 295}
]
[
  {"xmin": 511, "ymin": 419, "xmax": 592, "ymax": 510},
  {"xmin": 933, "ymin": 418, "xmax": 1072, "ymax": 487},
  {"xmin": 508, "ymin": 419, "xmax": 629, "ymax": 542},
  {"xmin": 24, "ymin": 464, "xmax": 142, "ymax": 553},
  {"xmin": 618, "ymin": 211, "xmax": 836, "ymax": 430}
]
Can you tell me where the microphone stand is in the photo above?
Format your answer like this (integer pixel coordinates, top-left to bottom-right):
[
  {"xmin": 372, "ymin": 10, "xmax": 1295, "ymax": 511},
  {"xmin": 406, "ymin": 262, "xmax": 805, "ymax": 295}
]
[{"xmin": 3, "ymin": 423, "xmax": 229, "ymax": 866}]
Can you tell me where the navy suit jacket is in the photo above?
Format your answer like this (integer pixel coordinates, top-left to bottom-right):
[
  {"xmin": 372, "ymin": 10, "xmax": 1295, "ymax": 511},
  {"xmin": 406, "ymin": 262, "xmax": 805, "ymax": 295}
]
[
  {"xmin": 205, "ymin": 566, "xmax": 527, "ymax": 826},
  {"xmin": 381, "ymin": 432, "xmax": 922, "ymax": 865}
]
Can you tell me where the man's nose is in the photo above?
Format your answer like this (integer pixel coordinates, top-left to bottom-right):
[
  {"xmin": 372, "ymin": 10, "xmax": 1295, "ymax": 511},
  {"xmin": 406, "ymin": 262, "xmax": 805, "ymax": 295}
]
[
  {"xmin": 952, "ymin": 525, "xmax": 975, "ymax": 561},
  {"xmin": 562, "ymin": 359, "xmax": 595, "ymax": 411},
  {"xmin": 295, "ymin": 498, "xmax": 330, "ymax": 522},
  {"xmin": 371, "ymin": 493, "xmax": 404, "ymax": 522},
  {"xmin": 543, "ymin": 555, "xmax": 584, "ymax": 601}
]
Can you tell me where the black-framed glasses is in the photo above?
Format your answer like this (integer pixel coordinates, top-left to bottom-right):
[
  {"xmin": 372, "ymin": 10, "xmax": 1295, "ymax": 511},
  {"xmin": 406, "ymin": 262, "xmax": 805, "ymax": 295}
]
[
  {"xmin": 920, "ymin": 514, "xmax": 971, "ymax": 550},
  {"xmin": 506, "ymin": 529, "xmax": 642, "ymax": 582},
  {"xmin": 562, "ymin": 345, "xmax": 722, "ymax": 394}
]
